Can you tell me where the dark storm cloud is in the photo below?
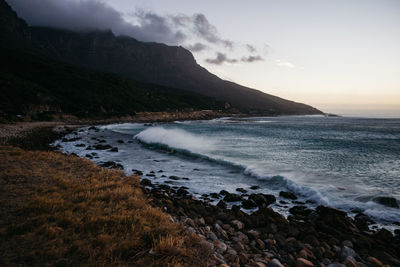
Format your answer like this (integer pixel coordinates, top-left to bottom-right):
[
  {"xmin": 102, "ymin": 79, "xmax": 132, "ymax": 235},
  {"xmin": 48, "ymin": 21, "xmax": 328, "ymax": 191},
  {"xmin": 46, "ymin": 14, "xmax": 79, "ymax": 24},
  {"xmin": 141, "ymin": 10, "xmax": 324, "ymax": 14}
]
[
  {"xmin": 205, "ymin": 53, "xmax": 238, "ymax": 65},
  {"xmin": 186, "ymin": 42, "xmax": 208, "ymax": 52},
  {"xmin": 6, "ymin": 0, "xmax": 234, "ymax": 49},
  {"xmin": 241, "ymin": 55, "xmax": 264, "ymax": 63},
  {"xmin": 192, "ymin": 14, "xmax": 233, "ymax": 48}
]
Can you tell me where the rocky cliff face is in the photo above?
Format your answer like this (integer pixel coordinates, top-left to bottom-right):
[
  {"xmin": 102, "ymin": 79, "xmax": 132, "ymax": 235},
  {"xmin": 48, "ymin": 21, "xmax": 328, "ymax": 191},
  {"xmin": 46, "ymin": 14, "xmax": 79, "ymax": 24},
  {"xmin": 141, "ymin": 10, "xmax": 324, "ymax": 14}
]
[{"xmin": 1, "ymin": 0, "xmax": 322, "ymax": 115}]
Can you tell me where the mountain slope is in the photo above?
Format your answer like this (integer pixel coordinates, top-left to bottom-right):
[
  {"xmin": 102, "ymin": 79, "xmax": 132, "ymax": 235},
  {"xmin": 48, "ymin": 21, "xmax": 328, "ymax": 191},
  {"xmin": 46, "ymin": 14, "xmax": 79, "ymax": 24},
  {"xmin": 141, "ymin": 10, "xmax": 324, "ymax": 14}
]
[
  {"xmin": 1, "ymin": 0, "xmax": 322, "ymax": 115},
  {"xmin": 31, "ymin": 27, "xmax": 321, "ymax": 115}
]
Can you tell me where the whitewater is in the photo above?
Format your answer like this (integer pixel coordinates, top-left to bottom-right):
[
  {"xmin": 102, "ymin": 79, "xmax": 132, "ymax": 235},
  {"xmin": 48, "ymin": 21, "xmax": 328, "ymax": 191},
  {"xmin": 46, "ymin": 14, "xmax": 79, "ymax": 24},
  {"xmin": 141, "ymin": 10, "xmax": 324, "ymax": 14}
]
[{"xmin": 54, "ymin": 115, "xmax": 400, "ymax": 230}]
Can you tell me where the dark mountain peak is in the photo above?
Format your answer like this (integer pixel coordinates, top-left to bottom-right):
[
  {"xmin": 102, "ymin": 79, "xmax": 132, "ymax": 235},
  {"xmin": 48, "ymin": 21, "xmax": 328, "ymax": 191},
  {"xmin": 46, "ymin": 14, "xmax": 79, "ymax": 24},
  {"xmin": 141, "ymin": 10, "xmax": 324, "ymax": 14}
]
[{"xmin": 0, "ymin": 0, "xmax": 31, "ymax": 46}]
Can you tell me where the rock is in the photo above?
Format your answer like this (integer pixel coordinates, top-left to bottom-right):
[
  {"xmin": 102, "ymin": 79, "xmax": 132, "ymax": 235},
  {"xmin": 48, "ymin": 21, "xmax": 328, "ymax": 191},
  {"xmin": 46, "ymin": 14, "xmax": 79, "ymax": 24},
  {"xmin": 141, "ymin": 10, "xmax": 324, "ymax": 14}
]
[
  {"xmin": 132, "ymin": 169, "xmax": 143, "ymax": 175},
  {"xmin": 238, "ymin": 252, "xmax": 249, "ymax": 264},
  {"xmin": 280, "ymin": 191, "xmax": 298, "ymax": 200},
  {"xmin": 249, "ymin": 193, "xmax": 276, "ymax": 207},
  {"xmin": 140, "ymin": 179, "xmax": 153, "ymax": 186},
  {"xmin": 340, "ymin": 246, "xmax": 359, "ymax": 262},
  {"xmin": 233, "ymin": 232, "xmax": 249, "ymax": 244},
  {"xmin": 75, "ymin": 143, "xmax": 86, "ymax": 147},
  {"xmin": 269, "ymin": 258, "xmax": 284, "ymax": 267},
  {"xmin": 223, "ymin": 193, "xmax": 242, "ymax": 202},
  {"xmin": 214, "ymin": 223, "xmax": 229, "ymax": 240},
  {"xmin": 295, "ymin": 258, "xmax": 313, "ymax": 267},
  {"xmin": 117, "ymin": 139, "xmax": 124, "ymax": 143},
  {"xmin": 374, "ymin": 228, "xmax": 393, "ymax": 242},
  {"xmin": 219, "ymin": 190, "xmax": 229, "ymax": 196},
  {"xmin": 250, "ymin": 185, "xmax": 260, "ymax": 190},
  {"xmin": 217, "ymin": 200, "xmax": 227, "ymax": 209},
  {"xmin": 231, "ymin": 220, "xmax": 244, "ymax": 230},
  {"xmin": 177, "ymin": 187, "xmax": 189, "ymax": 196},
  {"xmin": 266, "ymin": 223, "xmax": 278, "ymax": 234},
  {"xmin": 169, "ymin": 175, "xmax": 181, "ymax": 180},
  {"xmin": 255, "ymin": 262, "xmax": 267, "ymax": 267},
  {"xmin": 354, "ymin": 213, "xmax": 374, "ymax": 231},
  {"xmin": 256, "ymin": 239, "xmax": 265, "ymax": 249},
  {"xmin": 109, "ymin": 147, "xmax": 118, "ymax": 152},
  {"xmin": 213, "ymin": 240, "xmax": 227, "ymax": 253},
  {"xmin": 343, "ymin": 256, "xmax": 357, "ymax": 267},
  {"xmin": 218, "ymin": 264, "xmax": 230, "ymax": 267},
  {"xmin": 289, "ymin": 205, "xmax": 313, "ymax": 218},
  {"xmin": 247, "ymin": 229, "xmax": 260, "ymax": 239},
  {"xmin": 236, "ymin": 188, "xmax": 247, "ymax": 193},
  {"xmin": 99, "ymin": 161, "xmax": 123, "ymax": 170},
  {"xmin": 342, "ymin": 240, "xmax": 353, "ymax": 248},
  {"xmin": 242, "ymin": 199, "xmax": 258, "ymax": 209},
  {"xmin": 367, "ymin": 257, "xmax": 384, "ymax": 267},
  {"xmin": 207, "ymin": 231, "xmax": 218, "ymax": 241},
  {"xmin": 317, "ymin": 206, "xmax": 347, "ymax": 217},
  {"xmin": 372, "ymin": 196, "xmax": 399, "ymax": 208},
  {"xmin": 93, "ymin": 144, "xmax": 112, "ymax": 150},
  {"xmin": 327, "ymin": 264, "xmax": 345, "ymax": 267}
]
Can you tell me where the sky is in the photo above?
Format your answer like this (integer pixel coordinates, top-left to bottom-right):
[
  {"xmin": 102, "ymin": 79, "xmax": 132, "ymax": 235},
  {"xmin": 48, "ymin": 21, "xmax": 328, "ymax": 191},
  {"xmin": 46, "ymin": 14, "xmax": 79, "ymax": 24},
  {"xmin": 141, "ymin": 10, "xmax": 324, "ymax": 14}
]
[{"xmin": 7, "ymin": 0, "xmax": 400, "ymax": 115}]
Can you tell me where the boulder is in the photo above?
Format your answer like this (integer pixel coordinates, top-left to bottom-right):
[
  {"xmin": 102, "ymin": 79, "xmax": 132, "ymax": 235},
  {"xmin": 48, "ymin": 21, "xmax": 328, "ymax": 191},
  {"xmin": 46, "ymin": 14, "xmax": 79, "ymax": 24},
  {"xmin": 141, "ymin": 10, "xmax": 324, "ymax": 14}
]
[
  {"xmin": 372, "ymin": 196, "xmax": 399, "ymax": 208},
  {"xmin": 223, "ymin": 193, "xmax": 242, "ymax": 202},
  {"xmin": 248, "ymin": 193, "xmax": 276, "ymax": 207},
  {"xmin": 242, "ymin": 199, "xmax": 258, "ymax": 209},
  {"xmin": 217, "ymin": 200, "xmax": 227, "ymax": 209},
  {"xmin": 280, "ymin": 191, "xmax": 298, "ymax": 200},
  {"xmin": 250, "ymin": 185, "xmax": 260, "ymax": 190},
  {"xmin": 289, "ymin": 205, "xmax": 313, "ymax": 218},
  {"xmin": 236, "ymin": 188, "xmax": 247, "ymax": 193},
  {"xmin": 99, "ymin": 161, "xmax": 123, "ymax": 170}
]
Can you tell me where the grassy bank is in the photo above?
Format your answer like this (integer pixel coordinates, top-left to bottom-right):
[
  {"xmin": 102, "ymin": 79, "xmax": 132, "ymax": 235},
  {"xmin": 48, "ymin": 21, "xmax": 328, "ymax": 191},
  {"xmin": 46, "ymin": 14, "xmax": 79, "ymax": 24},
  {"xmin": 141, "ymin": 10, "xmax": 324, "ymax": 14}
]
[{"xmin": 0, "ymin": 146, "xmax": 211, "ymax": 266}]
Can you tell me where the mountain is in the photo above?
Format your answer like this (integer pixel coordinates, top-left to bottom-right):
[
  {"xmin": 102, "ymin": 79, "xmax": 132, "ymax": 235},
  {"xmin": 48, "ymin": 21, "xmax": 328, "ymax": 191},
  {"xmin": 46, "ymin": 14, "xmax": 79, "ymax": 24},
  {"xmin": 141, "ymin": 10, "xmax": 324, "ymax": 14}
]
[
  {"xmin": 1, "ymin": 0, "xmax": 322, "ymax": 116},
  {"xmin": 0, "ymin": 1, "xmax": 224, "ymax": 121}
]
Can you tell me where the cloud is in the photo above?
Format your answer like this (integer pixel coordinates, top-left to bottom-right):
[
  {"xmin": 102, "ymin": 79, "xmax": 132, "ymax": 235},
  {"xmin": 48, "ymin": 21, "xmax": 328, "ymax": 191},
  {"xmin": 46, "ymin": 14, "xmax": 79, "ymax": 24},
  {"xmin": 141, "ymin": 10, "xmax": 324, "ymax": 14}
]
[
  {"xmin": 246, "ymin": 44, "xmax": 256, "ymax": 53},
  {"xmin": 241, "ymin": 55, "xmax": 264, "ymax": 63},
  {"xmin": 275, "ymin": 59, "xmax": 295, "ymax": 68},
  {"xmin": 186, "ymin": 42, "xmax": 208, "ymax": 52},
  {"xmin": 206, "ymin": 52, "xmax": 238, "ymax": 65},
  {"xmin": 6, "ymin": 0, "xmax": 234, "ymax": 50}
]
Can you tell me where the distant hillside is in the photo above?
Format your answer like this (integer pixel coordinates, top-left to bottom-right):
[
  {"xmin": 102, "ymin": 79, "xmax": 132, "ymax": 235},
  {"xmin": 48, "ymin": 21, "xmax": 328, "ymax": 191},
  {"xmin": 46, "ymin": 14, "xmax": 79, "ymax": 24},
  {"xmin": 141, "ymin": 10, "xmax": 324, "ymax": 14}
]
[
  {"xmin": 30, "ymin": 27, "xmax": 321, "ymax": 115},
  {"xmin": 0, "ymin": 0, "xmax": 322, "ymax": 117},
  {"xmin": 0, "ymin": 49, "xmax": 225, "ymax": 121}
]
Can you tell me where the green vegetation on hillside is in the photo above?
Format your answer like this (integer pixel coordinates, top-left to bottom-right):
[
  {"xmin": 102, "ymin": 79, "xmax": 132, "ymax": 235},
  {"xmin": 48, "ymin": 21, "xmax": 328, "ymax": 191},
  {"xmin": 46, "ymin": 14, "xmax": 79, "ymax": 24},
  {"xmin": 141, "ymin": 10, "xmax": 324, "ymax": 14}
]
[{"xmin": 0, "ymin": 49, "xmax": 224, "ymax": 121}]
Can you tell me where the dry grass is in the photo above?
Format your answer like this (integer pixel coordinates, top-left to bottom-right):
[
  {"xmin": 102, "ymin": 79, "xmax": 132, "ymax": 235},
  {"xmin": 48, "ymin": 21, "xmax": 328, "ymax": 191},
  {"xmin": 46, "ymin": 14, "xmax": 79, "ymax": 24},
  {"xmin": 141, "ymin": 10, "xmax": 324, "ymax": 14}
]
[{"xmin": 0, "ymin": 146, "xmax": 211, "ymax": 266}]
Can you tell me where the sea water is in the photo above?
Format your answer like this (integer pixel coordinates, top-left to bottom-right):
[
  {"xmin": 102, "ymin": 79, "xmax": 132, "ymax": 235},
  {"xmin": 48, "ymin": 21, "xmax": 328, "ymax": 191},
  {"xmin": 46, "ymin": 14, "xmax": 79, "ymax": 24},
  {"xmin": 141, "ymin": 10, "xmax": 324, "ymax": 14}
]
[{"xmin": 54, "ymin": 115, "xmax": 400, "ymax": 229}]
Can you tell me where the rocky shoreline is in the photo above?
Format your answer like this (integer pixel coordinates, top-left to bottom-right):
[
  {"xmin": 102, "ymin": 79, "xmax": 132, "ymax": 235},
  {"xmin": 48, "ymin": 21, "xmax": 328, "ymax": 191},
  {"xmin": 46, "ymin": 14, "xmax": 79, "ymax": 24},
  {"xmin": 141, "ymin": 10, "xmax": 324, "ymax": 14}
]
[
  {"xmin": 2, "ymin": 121, "xmax": 400, "ymax": 266},
  {"xmin": 140, "ymin": 177, "xmax": 400, "ymax": 266}
]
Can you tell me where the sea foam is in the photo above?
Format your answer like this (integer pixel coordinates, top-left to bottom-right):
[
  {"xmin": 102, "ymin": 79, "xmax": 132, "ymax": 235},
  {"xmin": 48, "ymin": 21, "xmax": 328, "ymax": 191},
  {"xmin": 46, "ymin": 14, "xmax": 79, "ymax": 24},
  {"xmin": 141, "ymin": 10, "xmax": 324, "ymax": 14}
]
[{"xmin": 135, "ymin": 127, "xmax": 214, "ymax": 153}]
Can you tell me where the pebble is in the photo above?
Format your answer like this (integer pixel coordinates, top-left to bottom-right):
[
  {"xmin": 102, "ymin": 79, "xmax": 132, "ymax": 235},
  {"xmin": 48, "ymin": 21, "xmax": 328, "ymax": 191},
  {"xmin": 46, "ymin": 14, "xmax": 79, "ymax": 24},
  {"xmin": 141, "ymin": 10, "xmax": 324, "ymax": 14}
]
[
  {"xmin": 269, "ymin": 258, "xmax": 284, "ymax": 267},
  {"xmin": 295, "ymin": 258, "xmax": 314, "ymax": 267},
  {"xmin": 231, "ymin": 220, "xmax": 244, "ymax": 230}
]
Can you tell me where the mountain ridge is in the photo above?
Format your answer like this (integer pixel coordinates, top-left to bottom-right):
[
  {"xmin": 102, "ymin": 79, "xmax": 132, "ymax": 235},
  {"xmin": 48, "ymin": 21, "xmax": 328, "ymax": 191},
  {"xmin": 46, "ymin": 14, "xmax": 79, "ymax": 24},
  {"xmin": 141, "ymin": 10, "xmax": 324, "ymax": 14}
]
[{"xmin": 1, "ymin": 0, "xmax": 322, "ymax": 116}]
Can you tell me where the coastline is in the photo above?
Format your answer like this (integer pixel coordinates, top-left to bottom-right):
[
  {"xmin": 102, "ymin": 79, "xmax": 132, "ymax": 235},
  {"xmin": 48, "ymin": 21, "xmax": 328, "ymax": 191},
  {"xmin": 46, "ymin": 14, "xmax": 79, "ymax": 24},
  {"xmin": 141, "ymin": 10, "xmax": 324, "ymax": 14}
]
[{"xmin": 1, "ymin": 119, "xmax": 399, "ymax": 266}]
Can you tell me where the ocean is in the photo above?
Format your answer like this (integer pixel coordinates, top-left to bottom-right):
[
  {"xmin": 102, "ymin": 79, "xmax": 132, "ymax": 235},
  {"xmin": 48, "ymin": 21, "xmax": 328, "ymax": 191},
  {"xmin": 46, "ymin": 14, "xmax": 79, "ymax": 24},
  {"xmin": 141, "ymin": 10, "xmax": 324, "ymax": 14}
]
[{"xmin": 54, "ymin": 115, "xmax": 400, "ymax": 230}]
